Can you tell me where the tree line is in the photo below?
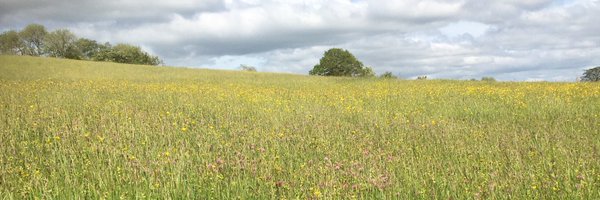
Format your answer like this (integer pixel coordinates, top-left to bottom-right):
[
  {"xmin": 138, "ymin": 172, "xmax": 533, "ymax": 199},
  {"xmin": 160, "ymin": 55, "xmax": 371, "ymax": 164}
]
[
  {"xmin": 0, "ymin": 24, "xmax": 161, "ymax": 66},
  {"xmin": 309, "ymin": 48, "xmax": 600, "ymax": 82}
]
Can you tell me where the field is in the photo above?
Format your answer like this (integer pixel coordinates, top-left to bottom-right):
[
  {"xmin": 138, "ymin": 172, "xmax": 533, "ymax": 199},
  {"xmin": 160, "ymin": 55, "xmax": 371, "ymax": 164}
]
[{"xmin": 1, "ymin": 55, "xmax": 599, "ymax": 199}]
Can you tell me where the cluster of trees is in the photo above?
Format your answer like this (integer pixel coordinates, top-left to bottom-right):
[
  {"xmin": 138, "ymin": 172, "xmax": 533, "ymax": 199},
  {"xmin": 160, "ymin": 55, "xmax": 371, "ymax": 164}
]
[{"xmin": 0, "ymin": 24, "xmax": 161, "ymax": 65}]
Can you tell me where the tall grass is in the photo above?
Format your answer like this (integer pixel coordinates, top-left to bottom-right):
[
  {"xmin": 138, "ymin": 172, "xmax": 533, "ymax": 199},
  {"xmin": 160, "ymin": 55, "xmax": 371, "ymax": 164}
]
[{"xmin": 1, "ymin": 55, "xmax": 599, "ymax": 199}]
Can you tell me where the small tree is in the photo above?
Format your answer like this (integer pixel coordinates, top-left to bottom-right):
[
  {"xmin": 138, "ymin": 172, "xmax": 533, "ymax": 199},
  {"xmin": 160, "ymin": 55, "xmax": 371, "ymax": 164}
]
[
  {"xmin": 309, "ymin": 48, "xmax": 372, "ymax": 77},
  {"xmin": 581, "ymin": 66, "xmax": 600, "ymax": 82},
  {"xmin": 239, "ymin": 64, "xmax": 257, "ymax": 72},
  {"xmin": 380, "ymin": 72, "xmax": 397, "ymax": 79}
]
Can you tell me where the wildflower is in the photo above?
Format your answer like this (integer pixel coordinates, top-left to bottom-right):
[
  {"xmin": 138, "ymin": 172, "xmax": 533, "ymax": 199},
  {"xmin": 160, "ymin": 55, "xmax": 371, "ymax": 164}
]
[{"xmin": 312, "ymin": 187, "xmax": 322, "ymax": 198}]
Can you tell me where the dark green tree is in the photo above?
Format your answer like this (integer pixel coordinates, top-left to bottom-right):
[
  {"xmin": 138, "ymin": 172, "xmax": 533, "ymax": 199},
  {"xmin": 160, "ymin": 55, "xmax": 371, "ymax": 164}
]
[
  {"xmin": 0, "ymin": 30, "xmax": 24, "ymax": 55},
  {"xmin": 93, "ymin": 43, "xmax": 161, "ymax": 65},
  {"xmin": 581, "ymin": 66, "xmax": 600, "ymax": 82},
  {"xmin": 44, "ymin": 29, "xmax": 81, "ymax": 59},
  {"xmin": 309, "ymin": 48, "xmax": 372, "ymax": 77},
  {"xmin": 19, "ymin": 24, "xmax": 47, "ymax": 56}
]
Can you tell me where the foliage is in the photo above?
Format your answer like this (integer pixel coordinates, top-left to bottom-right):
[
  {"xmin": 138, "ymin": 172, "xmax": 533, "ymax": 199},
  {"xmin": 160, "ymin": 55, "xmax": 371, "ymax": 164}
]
[
  {"xmin": 93, "ymin": 44, "xmax": 162, "ymax": 65},
  {"xmin": 0, "ymin": 30, "xmax": 23, "ymax": 55},
  {"xmin": 18, "ymin": 24, "xmax": 47, "ymax": 56},
  {"xmin": 1, "ymin": 23, "xmax": 162, "ymax": 66},
  {"xmin": 481, "ymin": 76, "xmax": 497, "ymax": 82},
  {"xmin": 239, "ymin": 64, "xmax": 257, "ymax": 72},
  {"xmin": 44, "ymin": 29, "xmax": 80, "ymax": 59},
  {"xmin": 75, "ymin": 38, "xmax": 109, "ymax": 60},
  {"xmin": 417, "ymin": 75, "xmax": 428, "ymax": 80},
  {"xmin": 309, "ymin": 48, "xmax": 373, "ymax": 77},
  {"xmin": 379, "ymin": 71, "xmax": 397, "ymax": 79},
  {"xmin": 358, "ymin": 66, "xmax": 376, "ymax": 77},
  {"xmin": 1, "ymin": 55, "xmax": 599, "ymax": 199},
  {"xmin": 581, "ymin": 66, "xmax": 600, "ymax": 82}
]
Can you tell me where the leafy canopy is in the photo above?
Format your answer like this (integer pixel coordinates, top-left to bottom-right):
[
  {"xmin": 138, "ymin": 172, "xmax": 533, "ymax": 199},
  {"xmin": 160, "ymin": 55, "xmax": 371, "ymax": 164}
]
[
  {"xmin": 18, "ymin": 24, "xmax": 47, "ymax": 56},
  {"xmin": 44, "ymin": 29, "xmax": 80, "ymax": 59},
  {"xmin": 0, "ymin": 30, "xmax": 23, "ymax": 55},
  {"xmin": 93, "ymin": 44, "xmax": 162, "ymax": 66},
  {"xmin": 309, "ymin": 48, "xmax": 374, "ymax": 77}
]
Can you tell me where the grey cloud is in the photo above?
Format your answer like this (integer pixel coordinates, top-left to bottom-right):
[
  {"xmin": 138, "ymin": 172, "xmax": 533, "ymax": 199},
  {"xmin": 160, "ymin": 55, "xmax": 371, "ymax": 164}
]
[{"xmin": 0, "ymin": 0, "xmax": 225, "ymax": 25}]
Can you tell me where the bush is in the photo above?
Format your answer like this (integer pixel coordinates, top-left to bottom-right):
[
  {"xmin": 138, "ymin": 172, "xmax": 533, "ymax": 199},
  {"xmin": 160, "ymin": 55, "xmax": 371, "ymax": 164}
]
[{"xmin": 380, "ymin": 72, "xmax": 397, "ymax": 79}]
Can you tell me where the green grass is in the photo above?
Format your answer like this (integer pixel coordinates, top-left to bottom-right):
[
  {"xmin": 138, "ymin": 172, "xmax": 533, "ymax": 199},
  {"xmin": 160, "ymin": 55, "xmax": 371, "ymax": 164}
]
[{"xmin": 1, "ymin": 55, "xmax": 599, "ymax": 199}]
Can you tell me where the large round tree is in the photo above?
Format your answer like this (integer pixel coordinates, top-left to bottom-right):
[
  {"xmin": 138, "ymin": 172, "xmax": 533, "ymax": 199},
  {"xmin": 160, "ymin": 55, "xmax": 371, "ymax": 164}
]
[{"xmin": 309, "ymin": 48, "xmax": 373, "ymax": 77}]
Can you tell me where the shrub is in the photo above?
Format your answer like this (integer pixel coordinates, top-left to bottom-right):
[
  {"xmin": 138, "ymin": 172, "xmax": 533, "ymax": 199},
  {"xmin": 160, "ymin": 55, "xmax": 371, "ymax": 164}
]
[{"xmin": 380, "ymin": 72, "xmax": 397, "ymax": 79}]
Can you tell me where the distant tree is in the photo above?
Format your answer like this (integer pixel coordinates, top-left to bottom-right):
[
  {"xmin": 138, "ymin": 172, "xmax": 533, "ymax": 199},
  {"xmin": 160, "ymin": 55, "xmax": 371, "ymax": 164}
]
[
  {"xmin": 19, "ymin": 24, "xmax": 47, "ymax": 56},
  {"xmin": 239, "ymin": 64, "xmax": 257, "ymax": 72},
  {"xmin": 93, "ymin": 43, "xmax": 161, "ymax": 65},
  {"xmin": 481, "ymin": 76, "xmax": 496, "ymax": 82},
  {"xmin": 581, "ymin": 66, "xmax": 600, "ymax": 82},
  {"xmin": 417, "ymin": 75, "xmax": 428, "ymax": 80},
  {"xmin": 75, "ymin": 38, "xmax": 108, "ymax": 60},
  {"xmin": 44, "ymin": 29, "xmax": 81, "ymax": 59},
  {"xmin": 309, "ymin": 48, "xmax": 372, "ymax": 77},
  {"xmin": 380, "ymin": 71, "xmax": 397, "ymax": 79},
  {"xmin": 0, "ymin": 30, "xmax": 24, "ymax": 55}
]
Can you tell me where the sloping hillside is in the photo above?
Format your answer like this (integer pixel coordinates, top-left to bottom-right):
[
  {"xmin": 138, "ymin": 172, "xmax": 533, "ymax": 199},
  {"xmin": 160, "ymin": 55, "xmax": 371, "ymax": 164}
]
[{"xmin": 1, "ymin": 55, "xmax": 599, "ymax": 199}]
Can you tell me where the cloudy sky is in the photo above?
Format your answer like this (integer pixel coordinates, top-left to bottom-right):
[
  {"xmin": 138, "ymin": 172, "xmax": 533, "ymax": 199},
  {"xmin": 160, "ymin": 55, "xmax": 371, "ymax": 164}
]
[{"xmin": 1, "ymin": 0, "xmax": 599, "ymax": 81}]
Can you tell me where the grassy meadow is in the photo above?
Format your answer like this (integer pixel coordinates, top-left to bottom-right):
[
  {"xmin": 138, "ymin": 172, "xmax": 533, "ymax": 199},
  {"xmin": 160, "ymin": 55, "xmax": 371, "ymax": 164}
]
[{"xmin": 0, "ymin": 55, "xmax": 599, "ymax": 199}]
